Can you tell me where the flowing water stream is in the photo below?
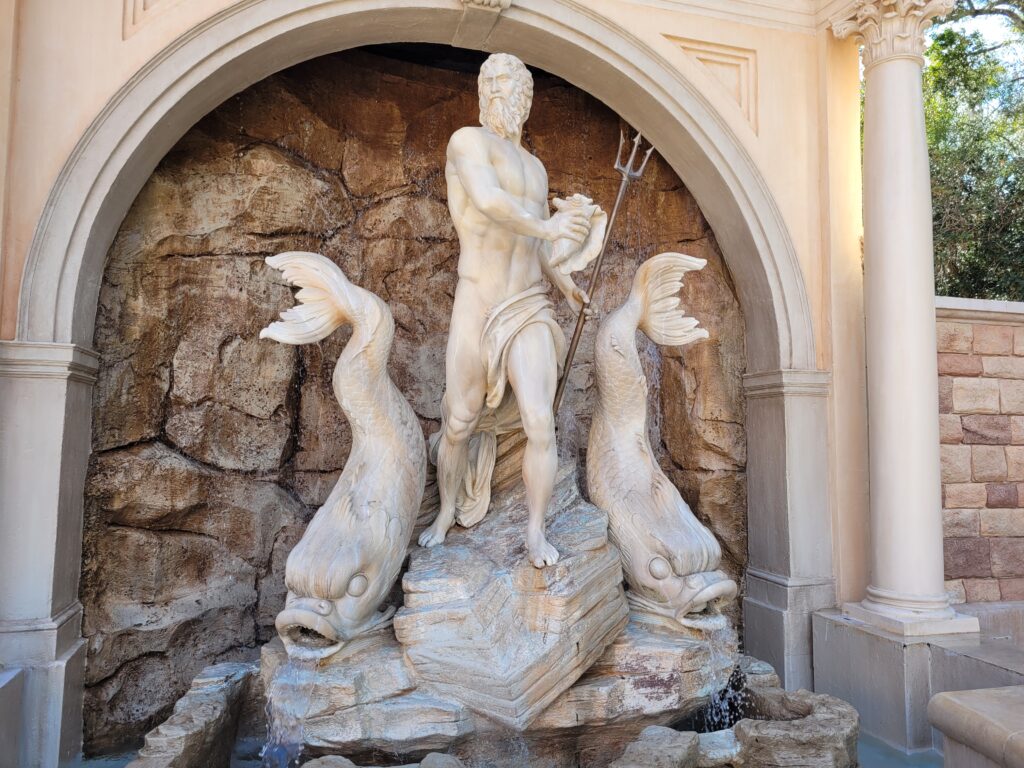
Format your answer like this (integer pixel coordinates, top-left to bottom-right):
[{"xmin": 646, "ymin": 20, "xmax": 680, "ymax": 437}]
[
  {"xmin": 261, "ymin": 657, "xmax": 319, "ymax": 768},
  {"xmin": 670, "ymin": 623, "xmax": 750, "ymax": 733}
]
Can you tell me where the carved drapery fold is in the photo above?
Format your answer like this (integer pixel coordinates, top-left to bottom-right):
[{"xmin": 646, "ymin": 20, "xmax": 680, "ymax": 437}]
[{"xmin": 832, "ymin": 0, "xmax": 954, "ymax": 70}]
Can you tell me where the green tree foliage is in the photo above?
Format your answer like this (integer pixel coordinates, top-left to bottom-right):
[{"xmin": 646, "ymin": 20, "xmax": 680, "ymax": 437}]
[
  {"xmin": 925, "ymin": 14, "xmax": 1024, "ymax": 299},
  {"xmin": 948, "ymin": 1, "xmax": 1024, "ymax": 34}
]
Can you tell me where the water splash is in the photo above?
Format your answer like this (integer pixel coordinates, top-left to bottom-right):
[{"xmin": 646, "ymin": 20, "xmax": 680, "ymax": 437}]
[
  {"xmin": 702, "ymin": 621, "xmax": 747, "ymax": 731},
  {"xmin": 261, "ymin": 657, "xmax": 319, "ymax": 768}
]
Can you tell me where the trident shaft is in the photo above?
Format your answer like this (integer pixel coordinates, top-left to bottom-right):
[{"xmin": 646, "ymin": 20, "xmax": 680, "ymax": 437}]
[{"xmin": 552, "ymin": 130, "xmax": 655, "ymax": 413}]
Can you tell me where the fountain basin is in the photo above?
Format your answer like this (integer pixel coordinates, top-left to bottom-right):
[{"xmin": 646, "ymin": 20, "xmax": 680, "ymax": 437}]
[
  {"xmin": 128, "ymin": 618, "xmax": 778, "ymax": 768},
  {"xmin": 613, "ymin": 687, "xmax": 860, "ymax": 768}
]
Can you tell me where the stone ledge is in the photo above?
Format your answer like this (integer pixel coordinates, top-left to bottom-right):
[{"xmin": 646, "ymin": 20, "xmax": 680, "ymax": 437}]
[
  {"xmin": 929, "ymin": 685, "xmax": 1024, "ymax": 768},
  {"xmin": 937, "ymin": 297, "xmax": 1024, "ymax": 325}
]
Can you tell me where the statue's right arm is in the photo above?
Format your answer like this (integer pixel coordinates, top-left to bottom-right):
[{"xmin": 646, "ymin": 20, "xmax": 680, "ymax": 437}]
[{"xmin": 448, "ymin": 128, "xmax": 555, "ymax": 241}]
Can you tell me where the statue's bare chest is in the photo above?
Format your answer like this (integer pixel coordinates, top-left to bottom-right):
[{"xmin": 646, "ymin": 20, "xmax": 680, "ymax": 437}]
[{"xmin": 489, "ymin": 141, "xmax": 546, "ymax": 203}]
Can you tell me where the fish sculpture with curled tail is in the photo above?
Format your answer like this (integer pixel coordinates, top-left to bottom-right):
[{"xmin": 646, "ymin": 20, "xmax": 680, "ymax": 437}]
[
  {"xmin": 587, "ymin": 252, "xmax": 738, "ymax": 630},
  {"xmin": 261, "ymin": 252, "xmax": 426, "ymax": 660}
]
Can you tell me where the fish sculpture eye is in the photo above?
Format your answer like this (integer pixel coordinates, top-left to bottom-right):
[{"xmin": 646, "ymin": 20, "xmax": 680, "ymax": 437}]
[
  {"xmin": 648, "ymin": 556, "xmax": 671, "ymax": 580},
  {"xmin": 347, "ymin": 574, "xmax": 369, "ymax": 597}
]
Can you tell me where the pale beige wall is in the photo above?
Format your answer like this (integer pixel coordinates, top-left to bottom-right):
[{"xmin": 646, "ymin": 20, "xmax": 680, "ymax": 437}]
[
  {"xmin": 0, "ymin": 0, "xmax": 240, "ymax": 337},
  {"xmin": 0, "ymin": 0, "xmax": 19, "ymax": 312},
  {"xmin": 821, "ymin": 33, "xmax": 869, "ymax": 602},
  {"xmin": 596, "ymin": 2, "xmax": 833, "ymax": 368}
]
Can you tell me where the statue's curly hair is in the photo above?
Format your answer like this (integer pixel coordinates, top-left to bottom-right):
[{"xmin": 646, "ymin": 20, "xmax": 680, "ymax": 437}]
[{"xmin": 477, "ymin": 53, "xmax": 533, "ymax": 134}]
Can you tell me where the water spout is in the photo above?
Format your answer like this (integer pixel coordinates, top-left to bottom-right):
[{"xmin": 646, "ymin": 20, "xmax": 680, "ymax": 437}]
[{"xmin": 261, "ymin": 657, "xmax": 319, "ymax": 768}]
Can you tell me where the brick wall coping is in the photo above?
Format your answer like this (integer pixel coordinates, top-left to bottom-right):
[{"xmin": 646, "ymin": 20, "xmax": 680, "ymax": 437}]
[{"xmin": 937, "ymin": 296, "xmax": 1024, "ymax": 326}]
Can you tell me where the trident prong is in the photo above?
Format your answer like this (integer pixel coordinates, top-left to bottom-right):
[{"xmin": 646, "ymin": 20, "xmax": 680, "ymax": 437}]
[
  {"xmin": 551, "ymin": 128, "xmax": 657, "ymax": 413},
  {"xmin": 614, "ymin": 130, "xmax": 656, "ymax": 181}
]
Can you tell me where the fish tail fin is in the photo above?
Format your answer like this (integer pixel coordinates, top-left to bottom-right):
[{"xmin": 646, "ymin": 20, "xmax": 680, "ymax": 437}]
[
  {"xmin": 631, "ymin": 252, "xmax": 709, "ymax": 347},
  {"xmin": 260, "ymin": 252, "xmax": 385, "ymax": 345}
]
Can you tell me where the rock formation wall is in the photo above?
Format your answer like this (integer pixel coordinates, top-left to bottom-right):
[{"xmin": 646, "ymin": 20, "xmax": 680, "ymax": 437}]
[{"xmin": 81, "ymin": 47, "xmax": 746, "ymax": 752}]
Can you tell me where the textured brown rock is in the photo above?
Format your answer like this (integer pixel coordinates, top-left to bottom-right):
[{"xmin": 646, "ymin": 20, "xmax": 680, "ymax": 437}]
[
  {"xmin": 733, "ymin": 688, "xmax": 859, "ymax": 767},
  {"xmin": 127, "ymin": 663, "xmax": 256, "ymax": 768},
  {"xmin": 609, "ymin": 726, "xmax": 698, "ymax": 768},
  {"xmin": 937, "ymin": 322, "xmax": 974, "ymax": 353},
  {"xmin": 532, "ymin": 619, "xmax": 736, "ymax": 731},
  {"xmin": 987, "ymin": 483, "xmax": 1019, "ymax": 508},
  {"xmin": 419, "ymin": 755, "xmax": 467, "ymax": 768},
  {"xmin": 610, "ymin": 688, "xmax": 858, "ymax": 768},
  {"xmin": 938, "ymin": 353, "xmax": 983, "ymax": 376},
  {"xmin": 86, "ymin": 48, "xmax": 745, "ymax": 750},
  {"xmin": 963, "ymin": 415, "xmax": 1012, "ymax": 445},
  {"xmin": 304, "ymin": 758, "xmax": 361, "ymax": 768},
  {"xmin": 81, "ymin": 443, "xmax": 304, "ymax": 749},
  {"xmin": 973, "ymin": 324, "xmax": 1014, "ymax": 355},
  {"xmin": 944, "ymin": 537, "xmax": 992, "ymax": 579}
]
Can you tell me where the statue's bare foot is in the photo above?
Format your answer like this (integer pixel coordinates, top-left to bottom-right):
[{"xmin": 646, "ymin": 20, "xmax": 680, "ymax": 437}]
[
  {"xmin": 527, "ymin": 529, "xmax": 559, "ymax": 568},
  {"xmin": 418, "ymin": 515, "xmax": 452, "ymax": 548}
]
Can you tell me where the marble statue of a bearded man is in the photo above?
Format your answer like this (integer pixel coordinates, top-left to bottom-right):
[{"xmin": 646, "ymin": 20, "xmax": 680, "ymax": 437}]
[{"xmin": 418, "ymin": 53, "xmax": 598, "ymax": 568}]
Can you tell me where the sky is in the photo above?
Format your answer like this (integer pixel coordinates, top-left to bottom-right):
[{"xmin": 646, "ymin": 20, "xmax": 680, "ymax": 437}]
[{"xmin": 935, "ymin": 12, "xmax": 1024, "ymax": 69}]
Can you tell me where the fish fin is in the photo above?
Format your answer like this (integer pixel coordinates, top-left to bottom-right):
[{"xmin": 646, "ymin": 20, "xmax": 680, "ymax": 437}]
[
  {"xmin": 632, "ymin": 252, "xmax": 710, "ymax": 348},
  {"xmin": 260, "ymin": 251, "xmax": 386, "ymax": 346}
]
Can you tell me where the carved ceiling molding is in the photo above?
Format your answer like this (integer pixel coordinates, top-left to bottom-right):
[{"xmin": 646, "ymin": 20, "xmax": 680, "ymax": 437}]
[
  {"xmin": 666, "ymin": 36, "xmax": 758, "ymax": 133},
  {"xmin": 622, "ymin": 0, "xmax": 861, "ymax": 31},
  {"xmin": 831, "ymin": 0, "xmax": 955, "ymax": 69}
]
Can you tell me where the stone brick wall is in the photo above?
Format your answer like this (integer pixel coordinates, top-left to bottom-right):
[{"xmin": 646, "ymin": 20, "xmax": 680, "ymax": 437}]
[
  {"xmin": 82, "ymin": 47, "xmax": 747, "ymax": 752},
  {"xmin": 939, "ymin": 297, "xmax": 1024, "ymax": 604}
]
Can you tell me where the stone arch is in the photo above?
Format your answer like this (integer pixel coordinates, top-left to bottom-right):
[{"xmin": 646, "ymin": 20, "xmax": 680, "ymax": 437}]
[
  {"xmin": 17, "ymin": 0, "xmax": 814, "ymax": 374},
  {"xmin": 4, "ymin": 9, "xmax": 831, "ymax": 754}
]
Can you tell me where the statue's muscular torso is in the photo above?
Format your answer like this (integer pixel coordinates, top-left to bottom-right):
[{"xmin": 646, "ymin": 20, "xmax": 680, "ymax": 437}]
[{"xmin": 445, "ymin": 126, "xmax": 550, "ymax": 320}]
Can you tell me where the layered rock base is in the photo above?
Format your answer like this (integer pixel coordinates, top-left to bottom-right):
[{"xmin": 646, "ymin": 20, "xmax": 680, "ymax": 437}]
[
  {"xmin": 611, "ymin": 688, "xmax": 859, "ymax": 768},
  {"xmin": 259, "ymin": 618, "xmax": 752, "ymax": 767},
  {"xmin": 395, "ymin": 465, "xmax": 628, "ymax": 729}
]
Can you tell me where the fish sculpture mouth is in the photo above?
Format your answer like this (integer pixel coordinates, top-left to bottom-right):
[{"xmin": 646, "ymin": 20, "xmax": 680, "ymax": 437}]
[
  {"xmin": 673, "ymin": 572, "xmax": 739, "ymax": 620},
  {"xmin": 275, "ymin": 597, "xmax": 398, "ymax": 662},
  {"xmin": 276, "ymin": 604, "xmax": 347, "ymax": 662},
  {"xmin": 628, "ymin": 570, "xmax": 739, "ymax": 634}
]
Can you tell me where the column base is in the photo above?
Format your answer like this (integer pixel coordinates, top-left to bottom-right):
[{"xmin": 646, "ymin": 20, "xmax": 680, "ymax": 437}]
[
  {"xmin": 0, "ymin": 602, "xmax": 86, "ymax": 768},
  {"xmin": 843, "ymin": 599, "xmax": 980, "ymax": 637},
  {"xmin": 0, "ymin": 667, "xmax": 25, "ymax": 765},
  {"xmin": 743, "ymin": 569, "xmax": 836, "ymax": 689},
  {"xmin": 813, "ymin": 610, "xmax": 935, "ymax": 750}
]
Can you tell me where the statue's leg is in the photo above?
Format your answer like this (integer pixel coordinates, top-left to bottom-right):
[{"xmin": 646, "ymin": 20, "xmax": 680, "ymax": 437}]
[
  {"xmin": 419, "ymin": 321, "xmax": 486, "ymax": 548},
  {"xmin": 507, "ymin": 325, "xmax": 559, "ymax": 568}
]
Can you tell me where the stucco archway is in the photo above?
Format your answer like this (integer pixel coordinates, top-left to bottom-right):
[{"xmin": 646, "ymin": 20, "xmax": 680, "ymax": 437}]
[
  {"xmin": 0, "ymin": 1, "xmax": 833, "ymax": 762},
  {"xmin": 17, "ymin": 0, "xmax": 814, "ymax": 373}
]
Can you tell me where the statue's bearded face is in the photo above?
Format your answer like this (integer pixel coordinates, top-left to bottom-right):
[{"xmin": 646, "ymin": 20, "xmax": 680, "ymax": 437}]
[{"xmin": 478, "ymin": 53, "xmax": 533, "ymax": 140}]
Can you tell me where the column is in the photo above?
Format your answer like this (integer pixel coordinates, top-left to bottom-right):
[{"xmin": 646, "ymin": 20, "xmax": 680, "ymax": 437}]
[
  {"xmin": 833, "ymin": 0, "xmax": 977, "ymax": 634},
  {"xmin": 743, "ymin": 370, "xmax": 836, "ymax": 690},
  {"xmin": 0, "ymin": 341, "xmax": 98, "ymax": 766}
]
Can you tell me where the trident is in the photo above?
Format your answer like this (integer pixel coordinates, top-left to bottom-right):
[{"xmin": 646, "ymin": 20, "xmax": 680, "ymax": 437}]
[{"xmin": 552, "ymin": 130, "xmax": 655, "ymax": 413}]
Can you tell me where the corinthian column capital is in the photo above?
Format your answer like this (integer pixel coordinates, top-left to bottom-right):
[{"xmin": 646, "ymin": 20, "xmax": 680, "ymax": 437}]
[{"xmin": 832, "ymin": 0, "xmax": 954, "ymax": 70}]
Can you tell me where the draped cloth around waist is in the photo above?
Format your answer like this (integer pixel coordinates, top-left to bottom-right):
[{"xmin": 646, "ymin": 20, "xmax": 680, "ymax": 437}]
[{"xmin": 431, "ymin": 283, "xmax": 566, "ymax": 528}]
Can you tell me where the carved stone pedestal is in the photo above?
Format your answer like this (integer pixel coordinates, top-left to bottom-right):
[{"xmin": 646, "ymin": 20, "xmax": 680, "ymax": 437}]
[
  {"xmin": 395, "ymin": 464, "xmax": 629, "ymax": 729},
  {"xmin": 259, "ymin": 616, "xmax": 755, "ymax": 767}
]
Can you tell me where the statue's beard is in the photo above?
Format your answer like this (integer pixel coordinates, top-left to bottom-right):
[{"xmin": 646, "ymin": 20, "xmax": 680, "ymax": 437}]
[{"xmin": 482, "ymin": 95, "xmax": 527, "ymax": 140}]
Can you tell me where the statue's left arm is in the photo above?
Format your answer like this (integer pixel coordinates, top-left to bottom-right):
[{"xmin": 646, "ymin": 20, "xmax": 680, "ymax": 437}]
[{"xmin": 539, "ymin": 215, "xmax": 591, "ymax": 316}]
